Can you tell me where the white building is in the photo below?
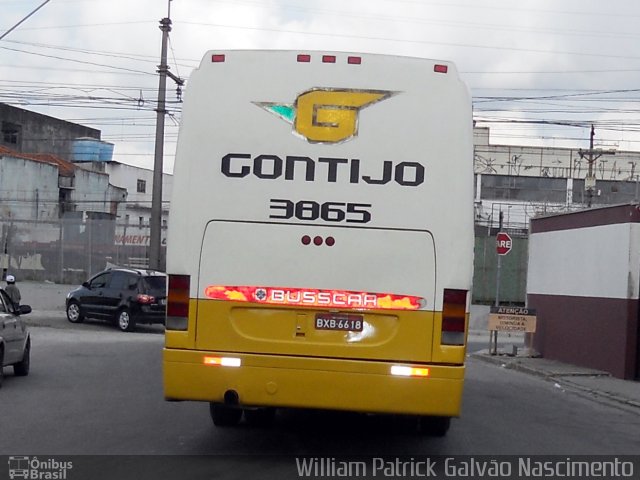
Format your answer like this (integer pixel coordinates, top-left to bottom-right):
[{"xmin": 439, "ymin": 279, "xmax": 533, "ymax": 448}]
[
  {"xmin": 473, "ymin": 127, "xmax": 640, "ymax": 230},
  {"xmin": 0, "ymin": 145, "xmax": 127, "ymax": 275},
  {"xmin": 76, "ymin": 160, "xmax": 172, "ymax": 250}
]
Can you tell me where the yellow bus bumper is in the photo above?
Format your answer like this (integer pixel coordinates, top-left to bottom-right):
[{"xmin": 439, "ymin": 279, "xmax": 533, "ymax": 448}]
[{"xmin": 163, "ymin": 348, "xmax": 465, "ymax": 417}]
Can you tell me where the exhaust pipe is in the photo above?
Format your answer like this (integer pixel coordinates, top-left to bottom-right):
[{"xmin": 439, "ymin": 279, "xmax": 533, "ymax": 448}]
[{"xmin": 224, "ymin": 389, "xmax": 239, "ymax": 405}]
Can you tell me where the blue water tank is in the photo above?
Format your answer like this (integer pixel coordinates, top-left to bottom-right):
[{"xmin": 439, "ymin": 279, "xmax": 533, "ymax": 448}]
[
  {"xmin": 72, "ymin": 138, "xmax": 100, "ymax": 162},
  {"xmin": 98, "ymin": 141, "xmax": 114, "ymax": 161}
]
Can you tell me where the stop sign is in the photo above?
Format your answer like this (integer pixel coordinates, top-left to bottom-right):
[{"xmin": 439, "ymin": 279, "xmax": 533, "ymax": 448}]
[{"xmin": 496, "ymin": 232, "xmax": 512, "ymax": 255}]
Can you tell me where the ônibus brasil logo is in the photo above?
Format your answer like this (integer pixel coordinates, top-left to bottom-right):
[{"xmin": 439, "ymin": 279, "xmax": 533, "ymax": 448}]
[{"xmin": 255, "ymin": 88, "xmax": 396, "ymax": 144}]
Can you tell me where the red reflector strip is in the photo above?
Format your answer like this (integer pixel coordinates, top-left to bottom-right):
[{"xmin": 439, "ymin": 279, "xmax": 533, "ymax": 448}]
[
  {"xmin": 442, "ymin": 317, "xmax": 466, "ymax": 332},
  {"xmin": 211, "ymin": 54, "xmax": 226, "ymax": 62},
  {"xmin": 442, "ymin": 288, "xmax": 467, "ymax": 333},
  {"xmin": 297, "ymin": 54, "xmax": 311, "ymax": 62},
  {"xmin": 434, "ymin": 64, "xmax": 448, "ymax": 73},
  {"xmin": 167, "ymin": 274, "xmax": 190, "ymax": 317},
  {"xmin": 347, "ymin": 56, "xmax": 361, "ymax": 65},
  {"xmin": 444, "ymin": 289, "xmax": 467, "ymax": 305},
  {"xmin": 322, "ymin": 55, "xmax": 336, "ymax": 63},
  {"xmin": 204, "ymin": 285, "xmax": 424, "ymax": 311}
]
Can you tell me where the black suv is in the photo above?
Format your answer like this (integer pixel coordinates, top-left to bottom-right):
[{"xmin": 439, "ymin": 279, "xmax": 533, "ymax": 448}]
[{"xmin": 66, "ymin": 268, "xmax": 167, "ymax": 332}]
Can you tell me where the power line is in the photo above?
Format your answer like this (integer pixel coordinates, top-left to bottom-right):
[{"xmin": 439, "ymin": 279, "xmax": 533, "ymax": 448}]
[
  {"xmin": 176, "ymin": 21, "xmax": 640, "ymax": 60},
  {"xmin": 0, "ymin": 45, "xmax": 156, "ymax": 76}
]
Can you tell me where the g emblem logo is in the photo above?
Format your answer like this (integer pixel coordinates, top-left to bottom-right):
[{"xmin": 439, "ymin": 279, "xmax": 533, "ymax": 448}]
[{"xmin": 256, "ymin": 88, "xmax": 395, "ymax": 144}]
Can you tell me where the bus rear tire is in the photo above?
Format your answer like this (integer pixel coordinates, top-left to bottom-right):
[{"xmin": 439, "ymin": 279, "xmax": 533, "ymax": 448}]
[
  {"xmin": 209, "ymin": 403, "xmax": 242, "ymax": 427},
  {"xmin": 418, "ymin": 416, "xmax": 451, "ymax": 437}
]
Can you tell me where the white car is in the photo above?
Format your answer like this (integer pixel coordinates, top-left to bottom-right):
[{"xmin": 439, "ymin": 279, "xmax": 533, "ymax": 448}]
[{"xmin": 0, "ymin": 288, "xmax": 31, "ymax": 388}]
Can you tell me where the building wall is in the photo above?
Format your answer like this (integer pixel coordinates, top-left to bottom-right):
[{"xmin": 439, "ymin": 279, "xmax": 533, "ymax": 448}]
[
  {"xmin": 474, "ymin": 126, "xmax": 640, "ymax": 182},
  {"xmin": 526, "ymin": 205, "xmax": 640, "ymax": 379},
  {"xmin": 0, "ymin": 103, "xmax": 100, "ymax": 161},
  {"xmin": 475, "ymin": 173, "xmax": 640, "ymax": 231},
  {"xmin": 69, "ymin": 168, "xmax": 126, "ymax": 216},
  {"xmin": 0, "ymin": 154, "xmax": 59, "ymax": 221},
  {"xmin": 101, "ymin": 163, "xmax": 171, "ymax": 240}
]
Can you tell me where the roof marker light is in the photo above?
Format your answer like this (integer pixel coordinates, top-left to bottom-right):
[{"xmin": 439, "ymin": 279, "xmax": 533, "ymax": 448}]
[
  {"xmin": 434, "ymin": 64, "xmax": 448, "ymax": 73},
  {"xmin": 391, "ymin": 365, "xmax": 430, "ymax": 377},
  {"xmin": 211, "ymin": 54, "xmax": 226, "ymax": 63},
  {"xmin": 347, "ymin": 56, "xmax": 362, "ymax": 65},
  {"xmin": 322, "ymin": 55, "xmax": 336, "ymax": 63},
  {"xmin": 297, "ymin": 54, "xmax": 311, "ymax": 63}
]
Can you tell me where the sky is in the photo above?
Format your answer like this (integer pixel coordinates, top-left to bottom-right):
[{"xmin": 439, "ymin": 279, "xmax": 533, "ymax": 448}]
[{"xmin": 1, "ymin": 0, "xmax": 640, "ymax": 173}]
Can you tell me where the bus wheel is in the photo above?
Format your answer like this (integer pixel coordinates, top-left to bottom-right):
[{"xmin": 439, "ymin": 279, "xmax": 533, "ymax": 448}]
[
  {"xmin": 418, "ymin": 416, "xmax": 451, "ymax": 437},
  {"xmin": 244, "ymin": 407, "xmax": 276, "ymax": 427},
  {"xmin": 209, "ymin": 403, "xmax": 242, "ymax": 427}
]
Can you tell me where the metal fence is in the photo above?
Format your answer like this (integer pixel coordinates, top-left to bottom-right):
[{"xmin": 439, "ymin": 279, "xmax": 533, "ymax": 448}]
[
  {"xmin": 472, "ymin": 226, "xmax": 529, "ymax": 305},
  {"xmin": 3, "ymin": 210, "xmax": 527, "ymax": 302},
  {"xmin": 0, "ymin": 215, "xmax": 165, "ymax": 284}
]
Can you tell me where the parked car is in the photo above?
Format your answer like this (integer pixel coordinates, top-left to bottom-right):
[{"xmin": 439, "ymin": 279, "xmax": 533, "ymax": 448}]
[
  {"xmin": 0, "ymin": 288, "xmax": 32, "ymax": 388},
  {"xmin": 66, "ymin": 268, "xmax": 167, "ymax": 332}
]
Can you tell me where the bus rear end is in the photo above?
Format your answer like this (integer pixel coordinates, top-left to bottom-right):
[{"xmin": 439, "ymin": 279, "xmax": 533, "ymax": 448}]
[{"xmin": 163, "ymin": 50, "xmax": 474, "ymax": 435}]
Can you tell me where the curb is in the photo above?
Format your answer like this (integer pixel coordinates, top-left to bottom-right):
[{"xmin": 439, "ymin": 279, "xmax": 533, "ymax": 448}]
[
  {"xmin": 472, "ymin": 353, "xmax": 640, "ymax": 412},
  {"xmin": 471, "ymin": 352, "xmax": 551, "ymax": 379},
  {"xmin": 24, "ymin": 310, "xmax": 68, "ymax": 328}
]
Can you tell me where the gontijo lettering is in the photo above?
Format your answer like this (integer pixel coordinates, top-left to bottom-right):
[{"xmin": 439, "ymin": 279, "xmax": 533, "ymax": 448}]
[{"xmin": 221, "ymin": 154, "xmax": 425, "ymax": 186}]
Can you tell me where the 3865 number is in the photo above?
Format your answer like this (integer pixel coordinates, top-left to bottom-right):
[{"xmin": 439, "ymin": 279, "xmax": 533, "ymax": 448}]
[{"xmin": 270, "ymin": 199, "xmax": 372, "ymax": 223}]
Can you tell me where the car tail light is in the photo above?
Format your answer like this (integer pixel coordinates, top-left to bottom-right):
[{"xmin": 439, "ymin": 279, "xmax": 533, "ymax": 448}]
[
  {"xmin": 166, "ymin": 274, "xmax": 190, "ymax": 331},
  {"xmin": 441, "ymin": 289, "xmax": 467, "ymax": 345},
  {"xmin": 136, "ymin": 294, "xmax": 155, "ymax": 304}
]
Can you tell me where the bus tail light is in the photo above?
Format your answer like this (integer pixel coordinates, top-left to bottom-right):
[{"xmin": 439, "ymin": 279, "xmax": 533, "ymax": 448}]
[
  {"xmin": 391, "ymin": 365, "xmax": 430, "ymax": 377},
  {"xmin": 441, "ymin": 289, "xmax": 467, "ymax": 345},
  {"xmin": 204, "ymin": 356, "xmax": 241, "ymax": 367},
  {"xmin": 166, "ymin": 274, "xmax": 190, "ymax": 331}
]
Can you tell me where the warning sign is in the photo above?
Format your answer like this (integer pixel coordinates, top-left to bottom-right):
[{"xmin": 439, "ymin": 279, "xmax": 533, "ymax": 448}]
[{"xmin": 488, "ymin": 307, "xmax": 537, "ymax": 333}]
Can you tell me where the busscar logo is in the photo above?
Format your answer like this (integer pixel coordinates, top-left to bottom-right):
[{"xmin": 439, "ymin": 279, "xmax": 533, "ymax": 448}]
[{"xmin": 255, "ymin": 88, "xmax": 396, "ymax": 144}]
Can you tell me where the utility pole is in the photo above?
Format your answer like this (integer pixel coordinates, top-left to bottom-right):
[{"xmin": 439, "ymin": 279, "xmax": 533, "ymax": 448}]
[
  {"xmin": 150, "ymin": 0, "xmax": 183, "ymax": 270},
  {"xmin": 578, "ymin": 125, "xmax": 615, "ymax": 208}
]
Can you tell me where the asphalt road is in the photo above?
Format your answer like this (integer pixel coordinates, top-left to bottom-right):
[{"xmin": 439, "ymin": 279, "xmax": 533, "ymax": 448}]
[{"xmin": 1, "ymin": 322, "xmax": 639, "ymax": 478}]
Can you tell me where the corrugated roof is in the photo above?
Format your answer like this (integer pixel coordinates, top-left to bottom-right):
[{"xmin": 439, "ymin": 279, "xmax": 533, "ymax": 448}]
[{"xmin": 0, "ymin": 145, "xmax": 76, "ymax": 176}]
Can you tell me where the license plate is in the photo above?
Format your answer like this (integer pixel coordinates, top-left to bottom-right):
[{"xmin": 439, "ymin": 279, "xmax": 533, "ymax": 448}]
[{"xmin": 315, "ymin": 313, "xmax": 364, "ymax": 332}]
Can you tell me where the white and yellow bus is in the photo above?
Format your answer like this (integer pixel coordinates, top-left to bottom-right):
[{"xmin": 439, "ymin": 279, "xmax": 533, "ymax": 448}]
[{"xmin": 163, "ymin": 50, "xmax": 474, "ymax": 436}]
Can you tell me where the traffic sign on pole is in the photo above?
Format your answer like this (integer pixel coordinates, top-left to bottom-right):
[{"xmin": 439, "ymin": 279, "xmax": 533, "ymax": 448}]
[{"xmin": 496, "ymin": 231, "xmax": 512, "ymax": 255}]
